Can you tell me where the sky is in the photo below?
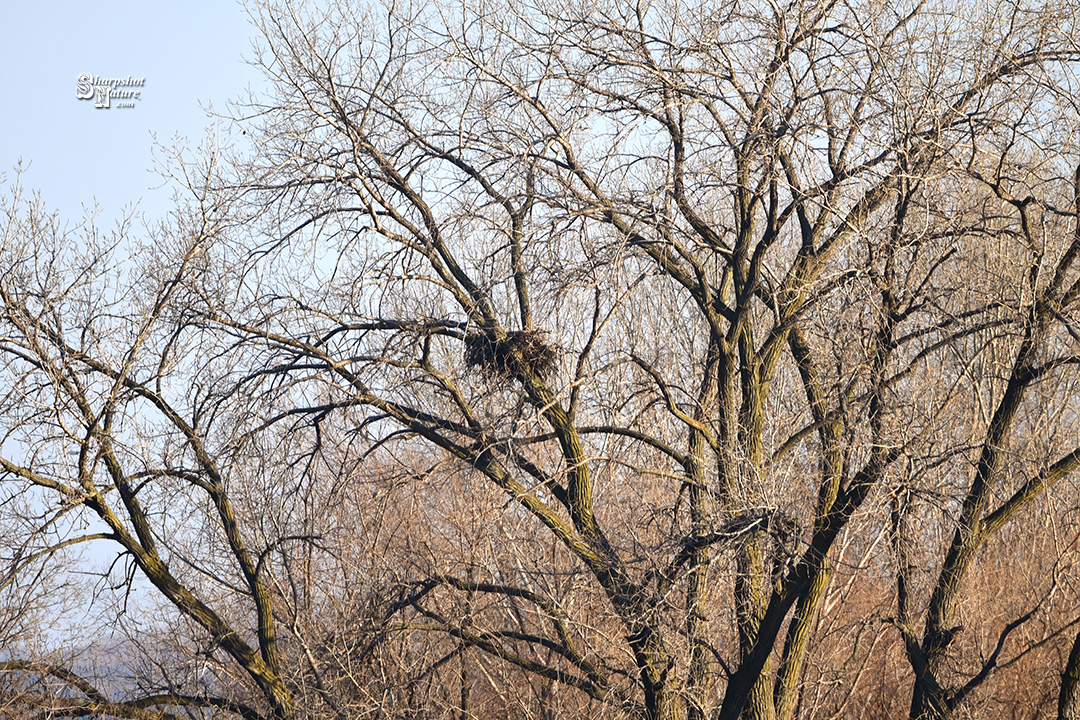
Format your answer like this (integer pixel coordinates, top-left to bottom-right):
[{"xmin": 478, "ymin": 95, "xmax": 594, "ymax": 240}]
[{"xmin": 1, "ymin": 1, "xmax": 266, "ymax": 230}]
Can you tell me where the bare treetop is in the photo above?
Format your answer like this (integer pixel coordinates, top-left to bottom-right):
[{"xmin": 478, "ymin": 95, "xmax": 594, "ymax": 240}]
[{"xmin": 2, "ymin": 1, "xmax": 1080, "ymax": 719}]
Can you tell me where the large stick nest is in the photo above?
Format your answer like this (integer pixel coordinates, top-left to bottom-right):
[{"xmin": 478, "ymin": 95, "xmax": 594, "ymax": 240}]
[{"xmin": 464, "ymin": 328, "xmax": 557, "ymax": 381}]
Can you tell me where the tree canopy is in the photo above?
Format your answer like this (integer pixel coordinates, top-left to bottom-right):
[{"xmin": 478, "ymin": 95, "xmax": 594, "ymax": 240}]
[{"xmin": 3, "ymin": 1, "xmax": 1080, "ymax": 719}]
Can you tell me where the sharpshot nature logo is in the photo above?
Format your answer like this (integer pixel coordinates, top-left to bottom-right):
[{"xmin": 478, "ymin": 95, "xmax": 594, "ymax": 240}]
[{"xmin": 76, "ymin": 73, "xmax": 144, "ymax": 109}]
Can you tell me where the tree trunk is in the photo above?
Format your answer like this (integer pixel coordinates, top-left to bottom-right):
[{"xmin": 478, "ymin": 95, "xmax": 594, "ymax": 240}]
[
  {"xmin": 1060, "ymin": 628, "xmax": 1080, "ymax": 720},
  {"xmin": 736, "ymin": 536, "xmax": 778, "ymax": 720}
]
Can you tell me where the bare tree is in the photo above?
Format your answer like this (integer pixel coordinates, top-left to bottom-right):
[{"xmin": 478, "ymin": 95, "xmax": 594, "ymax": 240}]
[
  {"xmin": 3, "ymin": 1, "xmax": 1080, "ymax": 719},
  {"xmin": 0, "ymin": 172, "xmax": 303, "ymax": 718}
]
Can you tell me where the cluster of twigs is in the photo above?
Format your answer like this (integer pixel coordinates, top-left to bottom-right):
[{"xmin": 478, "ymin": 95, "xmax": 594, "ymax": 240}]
[{"xmin": 464, "ymin": 328, "xmax": 557, "ymax": 381}]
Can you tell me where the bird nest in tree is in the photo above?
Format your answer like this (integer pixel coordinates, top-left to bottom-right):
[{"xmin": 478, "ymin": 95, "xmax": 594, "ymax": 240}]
[{"xmin": 464, "ymin": 328, "xmax": 557, "ymax": 381}]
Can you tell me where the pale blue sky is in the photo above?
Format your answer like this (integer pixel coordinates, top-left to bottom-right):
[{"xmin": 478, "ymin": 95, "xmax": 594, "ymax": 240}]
[{"xmin": 1, "ymin": 1, "xmax": 265, "ymax": 227}]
